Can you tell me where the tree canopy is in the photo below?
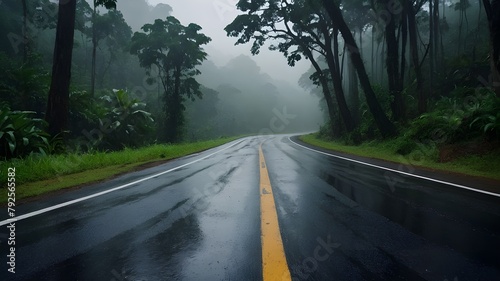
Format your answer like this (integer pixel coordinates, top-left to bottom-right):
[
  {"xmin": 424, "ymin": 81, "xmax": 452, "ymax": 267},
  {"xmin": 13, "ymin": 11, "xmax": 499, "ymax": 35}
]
[{"xmin": 131, "ymin": 16, "xmax": 211, "ymax": 142}]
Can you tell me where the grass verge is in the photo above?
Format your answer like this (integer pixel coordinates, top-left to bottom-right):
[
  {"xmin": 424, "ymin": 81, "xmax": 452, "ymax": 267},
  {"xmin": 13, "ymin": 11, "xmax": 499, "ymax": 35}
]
[
  {"xmin": 299, "ymin": 133, "xmax": 500, "ymax": 181},
  {"xmin": 0, "ymin": 137, "xmax": 240, "ymax": 203}
]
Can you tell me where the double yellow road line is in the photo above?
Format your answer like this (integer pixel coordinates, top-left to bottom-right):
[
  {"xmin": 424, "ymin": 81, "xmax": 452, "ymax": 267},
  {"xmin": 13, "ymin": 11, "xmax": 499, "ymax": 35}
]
[{"xmin": 259, "ymin": 144, "xmax": 292, "ymax": 281}]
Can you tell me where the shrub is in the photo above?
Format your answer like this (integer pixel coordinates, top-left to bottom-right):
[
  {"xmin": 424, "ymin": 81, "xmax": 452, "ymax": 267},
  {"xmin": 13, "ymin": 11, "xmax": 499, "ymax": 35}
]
[
  {"xmin": 98, "ymin": 89, "xmax": 155, "ymax": 150},
  {"xmin": 0, "ymin": 53, "xmax": 49, "ymax": 115},
  {"xmin": 0, "ymin": 104, "xmax": 50, "ymax": 159},
  {"xmin": 406, "ymin": 87, "xmax": 499, "ymax": 143},
  {"xmin": 469, "ymin": 92, "xmax": 500, "ymax": 140},
  {"xmin": 318, "ymin": 121, "xmax": 333, "ymax": 140}
]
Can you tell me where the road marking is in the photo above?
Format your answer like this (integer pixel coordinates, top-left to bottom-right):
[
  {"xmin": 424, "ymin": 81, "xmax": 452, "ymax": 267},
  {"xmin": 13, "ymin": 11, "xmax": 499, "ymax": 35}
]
[
  {"xmin": 259, "ymin": 144, "xmax": 292, "ymax": 281},
  {"xmin": 288, "ymin": 137, "xmax": 500, "ymax": 198},
  {"xmin": 0, "ymin": 138, "xmax": 248, "ymax": 227}
]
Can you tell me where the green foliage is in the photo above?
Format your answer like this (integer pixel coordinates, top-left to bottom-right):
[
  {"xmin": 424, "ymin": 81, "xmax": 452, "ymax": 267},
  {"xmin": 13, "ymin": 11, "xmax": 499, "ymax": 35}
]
[
  {"xmin": 406, "ymin": 87, "xmax": 499, "ymax": 143},
  {"xmin": 454, "ymin": 0, "xmax": 471, "ymax": 12},
  {"xmin": 356, "ymin": 84, "xmax": 390, "ymax": 140},
  {"xmin": 68, "ymin": 90, "xmax": 106, "ymax": 139},
  {"xmin": 0, "ymin": 0, "xmax": 58, "ymax": 56},
  {"xmin": 0, "ymin": 136, "xmax": 239, "ymax": 202},
  {"xmin": 67, "ymin": 89, "xmax": 155, "ymax": 152},
  {"xmin": 300, "ymin": 133, "xmax": 500, "ymax": 180},
  {"xmin": 98, "ymin": 89, "xmax": 155, "ymax": 149},
  {"xmin": 95, "ymin": 0, "xmax": 117, "ymax": 10},
  {"xmin": 90, "ymin": 10, "xmax": 132, "ymax": 50},
  {"xmin": 75, "ymin": 0, "xmax": 93, "ymax": 32},
  {"xmin": 131, "ymin": 16, "xmax": 211, "ymax": 142},
  {"xmin": 391, "ymin": 136, "xmax": 419, "ymax": 156},
  {"xmin": 0, "ymin": 53, "xmax": 49, "ymax": 114},
  {"xmin": 185, "ymin": 86, "xmax": 220, "ymax": 141},
  {"xmin": 469, "ymin": 91, "xmax": 500, "ymax": 139},
  {"xmin": 318, "ymin": 121, "xmax": 333, "ymax": 140},
  {"xmin": 0, "ymin": 104, "xmax": 49, "ymax": 159}
]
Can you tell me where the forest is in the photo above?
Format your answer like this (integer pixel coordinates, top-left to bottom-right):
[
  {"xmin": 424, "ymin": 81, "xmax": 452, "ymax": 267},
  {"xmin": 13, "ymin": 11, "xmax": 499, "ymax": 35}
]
[
  {"xmin": 0, "ymin": 0, "xmax": 323, "ymax": 158},
  {"xmin": 1, "ymin": 0, "xmax": 499, "ymax": 180}
]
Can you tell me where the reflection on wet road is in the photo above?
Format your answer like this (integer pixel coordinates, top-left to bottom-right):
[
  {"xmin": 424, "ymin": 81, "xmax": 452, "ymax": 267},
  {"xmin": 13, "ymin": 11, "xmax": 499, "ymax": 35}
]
[{"xmin": 1, "ymin": 135, "xmax": 499, "ymax": 280}]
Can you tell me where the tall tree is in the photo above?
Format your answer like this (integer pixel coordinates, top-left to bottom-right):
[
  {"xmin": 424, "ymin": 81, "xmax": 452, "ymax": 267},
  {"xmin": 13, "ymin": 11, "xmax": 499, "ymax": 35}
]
[
  {"xmin": 483, "ymin": 0, "xmax": 500, "ymax": 95},
  {"xmin": 374, "ymin": 0, "xmax": 405, "ymax": 121},
  {"xmin": 21, "ymin": 0, "xmax": 28, "ymax": 62},
  {"xmin": 131, "ymin": 17, "xmax": 211, "ymax": 142},
  {"xmin": 225, "ymin": 0, "xmax": 356, "ymax": 133},
  {"xmin": 342, "ymin": 0, "xmax": 371, "ymax": 124},
  {"xmin": 455, "ymin": 0, "xmax": 471, "ymax": 55},
  {"xmin": 45, "ymin": 0, "xmax": 78, "ymax": 137},
  {"xmin": 90, "ymin": 9, "xmax": 131, "ymax": 95},
  {"xmin": 406, "ymin": 0, "xmax": 426, "ymax": 113},
  {"xmin": 45, "ymin": 0, "xmax": 116, "ymax": 137},
  {"xmin": 91, "ymin": 1, "xmax": 99, "ymax": 98},
  {"xmin": 347, "ymin": 53, "xmax": 360, "ymax": 124},
  {"xmin": 90, "ymin": 0, "xmax": 122, "ymax": 97},
  {"xmin": 319, "ymin": 0, "xmax": 397, "ymax": 137}
]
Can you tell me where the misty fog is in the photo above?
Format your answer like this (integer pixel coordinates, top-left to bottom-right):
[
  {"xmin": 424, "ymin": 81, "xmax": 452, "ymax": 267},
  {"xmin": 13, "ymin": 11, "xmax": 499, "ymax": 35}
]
[{"xmin": 114, "ymin": 0, "xmax": 325, "ymax": 140}]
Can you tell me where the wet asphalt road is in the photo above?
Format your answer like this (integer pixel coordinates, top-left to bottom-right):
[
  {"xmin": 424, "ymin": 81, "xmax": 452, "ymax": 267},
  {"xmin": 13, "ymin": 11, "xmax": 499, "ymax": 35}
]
[{"xmin": 1, "ymin": 135, "xmax": 500, "ymax": 281}]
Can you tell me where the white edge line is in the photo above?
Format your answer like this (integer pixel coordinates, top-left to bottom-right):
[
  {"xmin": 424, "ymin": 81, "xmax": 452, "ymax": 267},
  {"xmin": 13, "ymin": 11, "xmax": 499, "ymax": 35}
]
[
  {"xmin": 288, "ymin": 137, "xmax": 500, "ymax": 198},
  {"xmin": 0, "ymin": 138, "xmax": 247, "ymax": 226}
]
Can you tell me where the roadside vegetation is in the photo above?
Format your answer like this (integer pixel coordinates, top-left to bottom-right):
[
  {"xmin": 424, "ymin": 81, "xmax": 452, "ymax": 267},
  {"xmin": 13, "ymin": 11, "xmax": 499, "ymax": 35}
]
[
  {"xmin": 1, "ymin": 0, "xmax": 318, "ymax": 202},
  {"xmin": 226, "ymin": 0, "xmax": 500, "ymax": 184},
  {"xmin": 0, "ymin": 137, "xmax": 239, "ymax": 203},
  {"xmin": 2, "ymin": 1, "xmax": 500, "ymax": 201},
  {"xmin": 299, "ymin": 83, "xmax": 500, "ymax": 181},
  {"xmin": 300, "ymin": 133, "xmax": 500, "ymax": 181}
]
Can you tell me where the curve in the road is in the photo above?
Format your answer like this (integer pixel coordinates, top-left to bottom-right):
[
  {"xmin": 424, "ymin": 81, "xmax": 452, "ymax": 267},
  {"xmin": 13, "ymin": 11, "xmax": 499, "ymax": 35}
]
[{"xmin": 288, "ymin": 136, "xmax": 500, "ymax": 198}]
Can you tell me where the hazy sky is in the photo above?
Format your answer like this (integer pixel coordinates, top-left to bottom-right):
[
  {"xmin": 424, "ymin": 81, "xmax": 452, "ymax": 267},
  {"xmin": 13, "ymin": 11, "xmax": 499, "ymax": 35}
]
[{"xmin": 145, "ymin": 0, "xmax": 310, "ymax": 89}]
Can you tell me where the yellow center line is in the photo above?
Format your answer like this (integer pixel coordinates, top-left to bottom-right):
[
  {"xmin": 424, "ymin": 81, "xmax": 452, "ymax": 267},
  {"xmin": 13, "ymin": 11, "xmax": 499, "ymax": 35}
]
[{"xmin": 259, "ymin": 143, "xmax": 292, "ymax": 281}]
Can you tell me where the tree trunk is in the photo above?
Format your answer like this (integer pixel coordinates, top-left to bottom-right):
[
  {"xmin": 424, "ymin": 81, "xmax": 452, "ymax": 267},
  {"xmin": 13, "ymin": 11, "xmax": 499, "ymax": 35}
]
[
  {"xmin": 91, "ymin": 4, "xmax": 97, "ymax": 98},
  {"xmin": 371, "ymin": 28, "xmax": 375, "ymax": 77},
  {"xmin": 407, "ymin": 0, "xmax": 426, "ymax": 113},
  {"xmin": 381, "ymin": 37, "xmax": 386, "ymax": 83},
  {"xmin": 473, "ymin": 0, "xmax": 482, "ymax": 61},
  {"xmin": 325, "ymin": 29, "xmax": 355, "ymax": 132},
  {"xmin": 45, "ymin": 0, "xmax": 77, "ymax": 137},
  {"xmin": 348, "ymin": 55, "xmax": 360, "ymax": 125},
  {"xmin": 376, "ymin": 39, "xmax": 382, "ymax": 83},
  {"xmin": 316, "ymin": 68, "xmax": 339, "ymax": 136},
  {"xmin": 170, "ymin": 65, "xmax": 182, "ymax": 142},
  {"xmin": 100, "ymin": 51, "xmax": 114, "ymax": 88},
  {"xmin": 22, "ymin": 0, "xmax": 28, "ymax": 63},
  {"xmin": 440, "ymin": 0, "xmax": 446, "ymax": 66},
  {"xmin": 430, "ymin": 0, "xmax": 435, "ymax": 93},
  {"xmin": 483, "ymin": 0, "xmax": 500, "ymax": 95},
  {"xmin": 384, "ymin": 0, "xmax": 405, "ymax": 121},
  {"xmin": 320, "ymin": 0, "xmax": 397, "ymax": 137},
  {"xmin": 303, "ymin": 48, "xmax": 338, "ymax": 137},
  {"xmin": 457, "ymin": 1, "xmax": 464, "ymax": 55},
  {"xmin": 359, "ymin": 29, "xmax": 363, "ymax": 58},
  {"xmin": 433, "ymin": 0, "xmax": 440, "ymax": 70},
  {"xmin": 400, "ymin": 5, "xmax": 408, "ymax": 84}
]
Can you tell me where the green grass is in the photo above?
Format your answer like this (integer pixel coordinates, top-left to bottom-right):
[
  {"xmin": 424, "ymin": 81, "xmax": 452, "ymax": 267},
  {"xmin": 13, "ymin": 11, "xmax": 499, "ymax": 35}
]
[
  {"xmin": 300, "ymin": 133, "xmax": 500, "ymax": 181},
  {"xmin": 0, "ymin": 137, "xmax": 240, "ymax": 203}
]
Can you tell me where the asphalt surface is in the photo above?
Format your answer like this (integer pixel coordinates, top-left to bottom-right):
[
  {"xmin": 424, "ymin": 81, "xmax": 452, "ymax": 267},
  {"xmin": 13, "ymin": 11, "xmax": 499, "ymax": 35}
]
[{"xmin": 1, "ymin": 135, "xmax": 499, "ymax": 280}]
